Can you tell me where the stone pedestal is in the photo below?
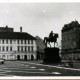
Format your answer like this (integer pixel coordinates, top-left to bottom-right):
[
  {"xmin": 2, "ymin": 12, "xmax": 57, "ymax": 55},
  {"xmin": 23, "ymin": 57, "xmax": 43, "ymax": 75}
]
[{"xmin": 43, "ymin": 47, "xmax": 61, "ymax": 63}]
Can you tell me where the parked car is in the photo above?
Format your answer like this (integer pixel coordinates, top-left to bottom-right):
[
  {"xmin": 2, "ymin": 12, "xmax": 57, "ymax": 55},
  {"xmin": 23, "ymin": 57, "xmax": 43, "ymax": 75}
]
[{"xmin": 0, "ymin": 58, "xmax": 5, "ymax": 64}]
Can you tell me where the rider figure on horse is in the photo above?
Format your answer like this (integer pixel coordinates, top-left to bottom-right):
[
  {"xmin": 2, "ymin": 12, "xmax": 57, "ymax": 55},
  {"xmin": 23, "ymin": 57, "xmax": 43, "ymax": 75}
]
[
  {"xmin": 49, "ymin": 31, "xmax": 54, "ymax": 41},
  {"xmin": 43, "ymin": 31, "xmax": 58, "ymax": 47}
]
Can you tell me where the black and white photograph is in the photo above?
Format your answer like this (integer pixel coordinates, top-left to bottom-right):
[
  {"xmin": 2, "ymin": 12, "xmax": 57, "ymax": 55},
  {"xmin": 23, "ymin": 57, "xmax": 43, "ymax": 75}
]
[{"xmin": 0, "ymin": 0, "xmax": 80, "ymax": 77}]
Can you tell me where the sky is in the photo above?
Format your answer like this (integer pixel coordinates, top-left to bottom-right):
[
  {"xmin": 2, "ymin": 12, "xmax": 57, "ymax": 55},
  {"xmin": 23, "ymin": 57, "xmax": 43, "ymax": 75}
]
[{"xmin": 0, "ymin": 2, "xmax": 80, "ymax": 45}]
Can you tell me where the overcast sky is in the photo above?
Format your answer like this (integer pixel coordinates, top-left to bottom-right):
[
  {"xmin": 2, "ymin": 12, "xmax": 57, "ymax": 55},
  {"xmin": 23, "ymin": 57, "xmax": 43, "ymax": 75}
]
[{"xmin": 0, "ymin": 3, "xmax": 80, "ymax": 43}]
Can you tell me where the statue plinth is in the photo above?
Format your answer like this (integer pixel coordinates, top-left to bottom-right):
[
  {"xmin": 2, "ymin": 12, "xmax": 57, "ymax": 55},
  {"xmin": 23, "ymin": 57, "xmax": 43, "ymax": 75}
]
[
  {"xmin": 43, "ymin": 31, "xmax": 61, "ymax": 63},
  {"xmin": 43, "ymin": 47, "xmax": 61, "ymax": 63}
]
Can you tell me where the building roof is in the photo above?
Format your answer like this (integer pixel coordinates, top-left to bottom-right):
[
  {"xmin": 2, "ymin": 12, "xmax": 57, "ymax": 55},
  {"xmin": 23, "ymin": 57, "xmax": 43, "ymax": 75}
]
[
  {"xmin": 0, "ymin": 26, "xmax": 14, "ymax": 32},
  {"xmin": 0, "ymin": 32, "xmax": 36, "ymax": 40},
  {"xmin": 62, "ymin": 20, "xmax": 80, "ymax": 32}
]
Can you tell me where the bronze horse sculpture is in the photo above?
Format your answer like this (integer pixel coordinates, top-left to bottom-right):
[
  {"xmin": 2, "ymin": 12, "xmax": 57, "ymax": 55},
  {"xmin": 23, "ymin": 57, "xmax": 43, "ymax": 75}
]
[{"xmin": 43, "ymin": 33, "xmax": 58, "ymax": 47}]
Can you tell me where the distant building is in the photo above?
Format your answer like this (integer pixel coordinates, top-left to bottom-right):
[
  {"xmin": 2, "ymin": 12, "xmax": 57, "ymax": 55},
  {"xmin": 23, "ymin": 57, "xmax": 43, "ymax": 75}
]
[
  {"xmin": 35, "ymin": 36, "xmax": 45, "ymax": 60},
  {"xmin": 0, "ymin": 26, "xmax": 37, "ymax": 60},
  {"xmin": 61, "ymin": 20, "xmax": 80, "ymax": 60},
  {"xmin": 0, "ymin": 25, "xmax": 14, "ymax": 32}
]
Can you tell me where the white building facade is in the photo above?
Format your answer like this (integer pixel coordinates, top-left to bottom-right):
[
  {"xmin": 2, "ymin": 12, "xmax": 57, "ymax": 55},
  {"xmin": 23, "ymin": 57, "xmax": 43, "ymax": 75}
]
[{"xmin": 0, "ymin": 26, "xmax": 37, "ymax": 60}]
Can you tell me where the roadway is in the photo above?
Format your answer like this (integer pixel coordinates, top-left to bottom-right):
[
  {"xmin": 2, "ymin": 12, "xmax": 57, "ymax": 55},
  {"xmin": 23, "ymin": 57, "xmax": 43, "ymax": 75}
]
[{"xmin": 0, "ymin": 61, "xmax": 80, "ymax": 76}]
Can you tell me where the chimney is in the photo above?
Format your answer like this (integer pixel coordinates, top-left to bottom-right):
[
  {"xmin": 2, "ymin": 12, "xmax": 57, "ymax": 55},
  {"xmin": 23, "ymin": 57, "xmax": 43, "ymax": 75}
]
[{"xmin": 20, "ymin": 27, "xmax": 22, "ymax": 32}]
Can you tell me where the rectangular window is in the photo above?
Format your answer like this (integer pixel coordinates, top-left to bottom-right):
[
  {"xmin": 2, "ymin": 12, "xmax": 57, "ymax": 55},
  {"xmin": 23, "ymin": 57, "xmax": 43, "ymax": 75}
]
[
  {"xmin": 10, "ymin": 47, "xmax": 12, "ymax": 51},
  {"xmin": 10, "ymin": 39, "xmax": 12, "ymax": 44},
  {"xmin": 25, "ymin": 40, "xmax": 26, "ymax": 44},
  {"xmin": 6, "ymin": 46, "xmax": 8, "ymax": 51},
  {"xmin": 2, "ymin": 47, "xmax": 5, "ymax": 51},
  {"xmin": 25, "ymin": 46, "xmax": 27, "ymax": 52},
  {"xmin": 17, "ymin": 46, "xmax": 20, "ymax": 51},
  {"xmin": 28, "ymin": 40, "xmax": 30, "ymax": 44},
  {"xmin": 21, "ymin": 46, "xmax": 23, "ymax": 52},
  {"xmin": 28, "ymin": 46, "xmax": 30, "ymax": 52},
  {"xmin": 6, "ymin": 39, "xmax": 8, "ymax": 44},
  {"xmin": 31, "ymin": 40, "xmax": 33, "ymax": 44},
  {"xmin": 2, "ymin": 39, "xmax": 4, "ymax": 44},
  {"xmin": 18, "ymin": 40, "xmax": 19, "ymax": 44},
  {"xmin": 21, "ymin": 40, "xmax": 23, "ymax": 44},
  {"xmin": 31, "ymin": 46, "xmax": 33, "ymax": 52}
]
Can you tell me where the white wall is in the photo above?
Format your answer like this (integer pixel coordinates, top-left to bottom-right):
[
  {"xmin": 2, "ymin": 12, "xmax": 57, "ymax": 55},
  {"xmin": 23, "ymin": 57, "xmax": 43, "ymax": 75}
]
[{"xmin": 0, "ymin": 39, "xmax": 37, "ymax": 60}]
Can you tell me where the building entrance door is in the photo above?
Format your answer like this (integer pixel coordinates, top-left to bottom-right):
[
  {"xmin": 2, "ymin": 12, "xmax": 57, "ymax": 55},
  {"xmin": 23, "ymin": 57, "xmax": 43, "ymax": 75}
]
[
  {"xmin": 17, "ymin": 55, "xmax": 20, "ymax": 60},
  {"xmin": 24, "ymin": 55, "xmax": 27, "ymax": 60},
  {"xmin": 31, "ymin": 55, "xmax": 34, "ymax": 60}
]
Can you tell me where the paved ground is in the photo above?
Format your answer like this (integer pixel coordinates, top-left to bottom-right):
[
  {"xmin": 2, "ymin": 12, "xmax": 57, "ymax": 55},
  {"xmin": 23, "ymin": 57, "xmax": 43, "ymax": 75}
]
[{"xmin": 0, "ymin": 61, "xmax": 80, "ymax": 76}]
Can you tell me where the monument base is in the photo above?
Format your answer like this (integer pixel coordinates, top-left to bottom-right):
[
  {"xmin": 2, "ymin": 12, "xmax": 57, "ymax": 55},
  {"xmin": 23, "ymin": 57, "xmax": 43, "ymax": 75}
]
[{"xmin": 43, "ymin": 47, "xmax": 61, "ymax": 63}]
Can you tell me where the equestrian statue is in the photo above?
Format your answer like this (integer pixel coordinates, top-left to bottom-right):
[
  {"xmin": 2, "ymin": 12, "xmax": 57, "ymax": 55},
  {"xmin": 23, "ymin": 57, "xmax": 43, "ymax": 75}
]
[{"xmin": 43, "ymin": 31, "xmax": 58, "ymax": 47}]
